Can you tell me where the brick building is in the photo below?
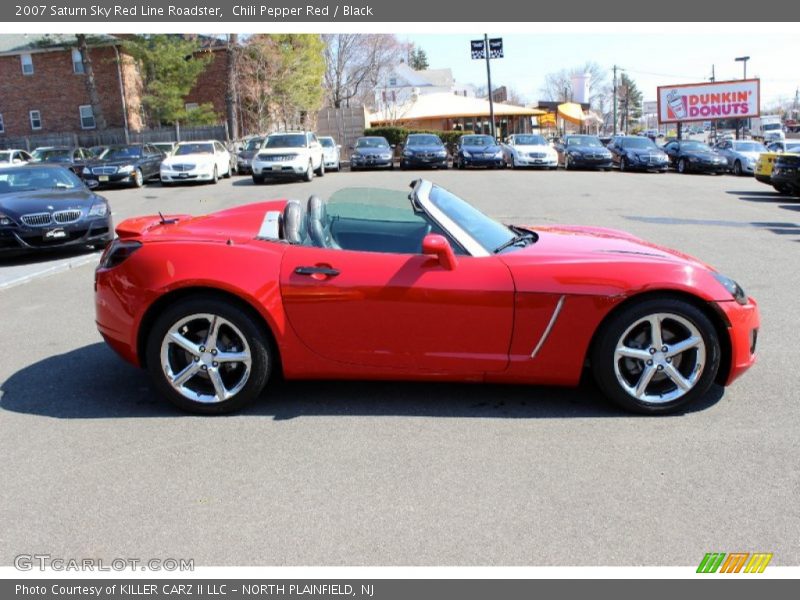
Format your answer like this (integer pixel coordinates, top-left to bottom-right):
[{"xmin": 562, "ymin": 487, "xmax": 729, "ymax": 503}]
[{"xmin": 0, "ymin": 34, "xmax": 229, "ymax": 141}]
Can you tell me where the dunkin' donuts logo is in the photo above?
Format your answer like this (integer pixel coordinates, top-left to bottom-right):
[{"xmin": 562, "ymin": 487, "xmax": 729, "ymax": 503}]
[{"xmin": 661, "ymin": 80, "xmax": 759, "ymax": 121}]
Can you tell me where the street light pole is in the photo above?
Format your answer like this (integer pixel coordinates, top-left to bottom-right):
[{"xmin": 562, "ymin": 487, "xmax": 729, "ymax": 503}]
[
  {"xmin": 484, "ymin": 34, "xmax": 496, "ymax": 138},
  {"xmin": 735, "ymin": 55, "xmax": 750, "ymax": 139}
]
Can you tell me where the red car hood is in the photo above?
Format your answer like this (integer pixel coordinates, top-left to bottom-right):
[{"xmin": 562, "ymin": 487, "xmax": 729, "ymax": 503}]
[{"xmin": 499, "ymin": 224, "xmax": 719, "ymax": 297}]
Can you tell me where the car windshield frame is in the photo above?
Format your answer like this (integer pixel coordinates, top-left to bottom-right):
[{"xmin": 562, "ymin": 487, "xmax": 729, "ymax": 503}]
[
  {"xmin": 319, "ymin": 137, "xmax": 335, "ymax": 148},
  {"xmin": 620, "ymin": 137, "xmax": 658, "ymax": 149},
  {"xmin": 244, "ymin": 138, "xmax": 264, "ymax": 151},
  {"xmin": 732, "ymin": 141, "xmax": 767, "ymax": 153},
  {"xmin": 412, "ymin": 180, "xmax": 516, "ymax": 257},
  {"xmin": 680, "ymin": 141, "xmax": 713, "ymax": 152},
  {"xmin": 0, "ymin": 166, "xmax": 84, "ymax": 193},
  {"xmin": 567, "ymin": 136, "xmax": 603, "ymax": 148},
  {"xmin": 356, "ymin": 137, "xmax": 390, "ymax": 149},
  {"xmin": 461, "ymin": 135, "xmax": 496, "ymax": 146},
  {"xmin": 264, "ymin": 134, "xmax": 307, "ymax": 149},
  {"xmin": 514, "ymin": 135, "xmax": 547, "ymax": 146},
  {"xmin": 104, "ymin": 146, "xmax": 143, "ymax": 161},
  {"xmin": 407, "ymin": 135, "xmax": 443, "ymax": 147},
  {"xmin": 174, "ymin": 143, "xmax": 214, "ymax": 156}
]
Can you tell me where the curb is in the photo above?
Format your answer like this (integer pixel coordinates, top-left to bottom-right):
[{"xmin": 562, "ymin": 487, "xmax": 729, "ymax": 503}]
[{"xmin": 0, "ymin": 252, "xmax": 100, "ymax": 291}]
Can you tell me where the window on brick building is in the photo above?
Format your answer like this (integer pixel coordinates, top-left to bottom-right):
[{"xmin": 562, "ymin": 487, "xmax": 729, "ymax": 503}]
[
  {"xmin": 79, "ymin": 105, "xmax": 96, "ymax": 129},
  {"xmin": 0, "ymin": 113, "xmax": 4, "ymax": 134},
  {"xmin": 184, "ymin": 103, "xmax": 199, "ymax": 111},
  {"xmin": 29, "ymin": 110, "xmax": 42, "ymax": 130},
  {"xmin": 21, "ymin": 53, "xmax": 34, "ymax": 75},
  {"xmin": 72, "ymin": 49, "xmax": 85, "ymax": 74}
]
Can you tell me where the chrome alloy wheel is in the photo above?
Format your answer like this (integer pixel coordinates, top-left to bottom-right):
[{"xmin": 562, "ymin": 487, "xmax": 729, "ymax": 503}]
[
  {"xmin": 613, "ymin": 312, "xmax": 706, "ymax": 404},
  {"xmin": 159, "ymin": 313, "xmax": 252, "ymax": 404}
]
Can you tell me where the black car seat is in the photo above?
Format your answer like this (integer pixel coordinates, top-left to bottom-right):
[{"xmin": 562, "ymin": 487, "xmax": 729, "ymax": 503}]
[
  {"xmin": 307, "ymin": 195, "xmax": 341, "ymax": 249},
  {"xmin": 281, "ymin": 200, "xmax": 307, "ymax": 244}
]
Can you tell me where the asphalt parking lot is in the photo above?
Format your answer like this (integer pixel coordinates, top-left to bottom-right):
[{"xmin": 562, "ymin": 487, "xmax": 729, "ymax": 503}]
[{"xmin": 1, "ymin": 168, "xmax": 798, "ymax": 566}]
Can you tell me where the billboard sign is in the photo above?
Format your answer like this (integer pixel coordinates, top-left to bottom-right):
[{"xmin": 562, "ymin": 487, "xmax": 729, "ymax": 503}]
[{"xmin": 657, "ymin": 79, "xmax": 760, "ymax": 123}]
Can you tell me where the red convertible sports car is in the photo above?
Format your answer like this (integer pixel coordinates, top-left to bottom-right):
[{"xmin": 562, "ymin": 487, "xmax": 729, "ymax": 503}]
[{"xmin": 95, "ymin": 179, "xmax": 759, "ymax": 415}]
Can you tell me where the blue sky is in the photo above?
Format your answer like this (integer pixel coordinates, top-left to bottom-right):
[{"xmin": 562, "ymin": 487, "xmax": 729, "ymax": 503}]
[{"xmin": 403, "ymin": 33, "xmax": 800, "ymax": 107}]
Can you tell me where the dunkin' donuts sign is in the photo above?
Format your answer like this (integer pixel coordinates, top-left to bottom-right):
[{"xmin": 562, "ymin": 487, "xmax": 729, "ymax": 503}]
[{"xmin": 657, "ymin": 79, "xmax": 760, "ymax": 123}]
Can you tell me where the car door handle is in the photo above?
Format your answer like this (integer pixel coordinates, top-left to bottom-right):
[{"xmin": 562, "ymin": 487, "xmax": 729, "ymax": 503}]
[{"xmin": 294, "ymin": 266, "xmax": 340, "ymax": 277}]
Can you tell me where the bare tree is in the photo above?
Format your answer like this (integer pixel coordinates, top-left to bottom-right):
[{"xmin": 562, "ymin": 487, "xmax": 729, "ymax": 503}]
[
  {"xmin": 323, "ymin": 34, "xmax": 400, "ymax": 109},
  {"xmin": 226, "ymin": 34, "xmax": 239, "ymax": 139},
  {"xmin": 540, "ymin": 62, "xmax": 610, "ymax": 109},
  {"xmin": 76, "ymin": 34, "xmax": 108, "ymax": 130}
]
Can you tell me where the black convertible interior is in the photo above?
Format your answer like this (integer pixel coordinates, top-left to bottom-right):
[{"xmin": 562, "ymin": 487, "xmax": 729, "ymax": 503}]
[{"xmin": 280, "ymin": 194, "xmax": 460, "ymax": 255}]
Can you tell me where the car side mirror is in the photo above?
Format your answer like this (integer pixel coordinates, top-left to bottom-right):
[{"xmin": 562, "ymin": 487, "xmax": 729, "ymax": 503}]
[
  {"xmin": 85, "ymin": 179, "xmax": 100, "ymax": 190},
  {"xmin": 422, "ymin": 234, "xmax": 457, "ymax": 270}
]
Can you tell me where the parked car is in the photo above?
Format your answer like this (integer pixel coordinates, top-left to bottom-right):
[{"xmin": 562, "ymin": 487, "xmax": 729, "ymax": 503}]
[
  {"xmin": 350, "ymin": 136, "xmax": 394, "ymax": 171},
  {"xmin": 501, "ymin": 134, "xmax": 558, "ymax": 169},
  {"xmin": 160, "ymin": 140, "xmax": 231, "ymax": 185},
  {"xmin": 319, "ymin": 136, "xmax": 342, "ymax": 172},
  {"xmin": 235, "ymin": 137, "xmax": 265, "ymax": 174},
  {"xmin": 754, "ymin": 145, "xmax": 800, "ymax": 193},
  {"xmin": 30, "ymin": 146, "xmax": 96, "ymax": 176},
  {"xmin": 770, "ymin": 154, "xmax": 800, "ymax": 196},
  {"xmin": 765, "ymin": 141, "xmax": 800, "ymax": 154},
  {"xmin": 89, "ymin": 145, "xmax": 110, "ymax": 160},
  {"xmin": 0, "ymin": 164, "xmax": 112, "ymax": 253},
  {"xmin": 151, "ymin": 142, "xmax": 178, "ymax": 157},
  {"xmin": 400, "ymin": 133, "xmax": 448, "ymax": 169},
  {"xmin": 607, "ymin": 136, "xmax": 669, "ymax": 172},
  {"xmin": 95, "ymin": 178, "xmax": 759, "ymax": 416},
  {"xmin": 713, "ymin": 140, "xmax": 767, "ymax": 176},
  {"xmin": 555, "ymin": 135, "xmax": 613, "ymax": 170},
  {"xmin": 251, "ymin": 131, "xmax": 325, "ymax": 183},
  {"xmin": 0, "ymin": 149, "xmax": 32, "ymax": 168},
  {"xmin": 454, "ymin": 134, "xmax": 504, "ymax": 169},
  {"xmin": 662, "ymin": 140, "xmax": 728, "ymax": 174},
  {"xmin": 82, "ymin": 144, "xmax": 164, "ymax": 188}
]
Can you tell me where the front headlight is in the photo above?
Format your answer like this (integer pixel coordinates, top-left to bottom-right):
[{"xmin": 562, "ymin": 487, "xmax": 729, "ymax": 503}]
[
  {"xmin": 381, "ymin": 153, "xmax": 392, "ymax": 160},
  {"xmin": 437, "ymin": 150, "xmax": 447, "ymax": 157},
  {"xmin": 117, "ymin": 165, "xmax": 134, "ymax": 174},
  {"xmin": 713, "ymin": 273, "xmax": 748, "ymax": 305},
  {"xmin": 88, "ymin": 203, "xmax": 108, "ymax": 218},
  {"xmin": 462, "ymin": 150, "xmax": 471, "ymax": 158},
  {"xmin": 568, "ymin": 151, "xmax": 581, "ymax": 157},
  {"xmin": 0, "ymin": 212, "xmax": 15, "ymax": 226},
  {"xmin": 403, "ymin": 150, "xmax": 413, "ymax": 157}
]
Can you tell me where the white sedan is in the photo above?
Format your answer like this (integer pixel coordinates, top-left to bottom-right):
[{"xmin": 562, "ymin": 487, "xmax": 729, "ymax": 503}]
[
  {"xmin": 501, "ymin": 134, "xmax": 558, "ymax": 169},
  {"xmin": 0, "ymin": 149, "xmax": 32, "ymax": 168},
  {"xmin": 160, "ymin": 140, "xmax": 231, "ymax": 185}
]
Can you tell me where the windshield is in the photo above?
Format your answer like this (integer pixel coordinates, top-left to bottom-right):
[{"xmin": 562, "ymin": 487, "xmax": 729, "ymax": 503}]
[
  {"xmin": 0, "ymin": 152, "xmax": 11, "ymax": 162},
  {"xmin": 461, "ymin": 135, "xmax": 496, "ymax": 146},
  {"xmin": 175, "ymin": 143, "xmax": 214, "ymax": 155},
  {"xmin": 567, "ymin": 136, "xmax": 602, "ymax": 147},
  {"xmin": 0, "ymin": 166, "xmax": 83, "ymax": 193},
  {"xmin": 620, "ymin": 137, "xmax": 657, "ymax": 149},
  {"xmin": 319, "ymin": 138, "xmax": 335, "ymax": 148},
  {"xmin": 763, "ymin": 123, "xmax": 781, "ymax": 131},
  {"xmin": 515, "ymin": 135, "xmax": 547, "ymax": 146},
  {"xmin": 427, "ymin": 184, "xmax": 514, "ymax": 253},
  {"xmin": 356, "ymin": 137, "xmax": 390, "ymax": 149},
  {"xmin": 407, "ymin": 135, "xmax": 442, "ymax": 147},
  {"xmin": 681, "ymin": 141, "xmax": 712, "ymax": 151},
  {"xmin": 265, "ymin": 134, "xmax": 307, "ymax": 148},
  {"xmin": 244, "ymin": 138, "xmax": 264, "ymax": 151},
  {"xmin": 733, "ymin": 142, "xmax": 766, "ymax": 152},
  {"xmin": 104, "ymin": 147, "xmax": 142, "ymax": 160},
  {"xmin": 35, "ymin": 149, "xmax": 73, "ymax": 162},
  {"xmin": 787, "ymin": 144, "xmax": 800, "ymax": 153}
]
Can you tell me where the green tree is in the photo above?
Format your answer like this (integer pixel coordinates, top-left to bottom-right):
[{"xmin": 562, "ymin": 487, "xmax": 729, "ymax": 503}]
[
  {"xmin": 124, "ymin": 35, "xmax": 218, "ymax": 127},
  {"xmin": 617, "ymin": 73, "xmax": 643, "ymax": 134},
  {"xmin": 408, "ymin": 46, "xmax": 429, "ymax": 71}
]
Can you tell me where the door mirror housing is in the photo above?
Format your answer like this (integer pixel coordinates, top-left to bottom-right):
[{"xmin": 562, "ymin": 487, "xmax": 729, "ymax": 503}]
[
  {"xmin": 422, "ymin": 234, "xmax": 457, "ymax": 270},
  {"xmin": 85, "ymin": 179, "xmax": 100, "ymax": 190}
]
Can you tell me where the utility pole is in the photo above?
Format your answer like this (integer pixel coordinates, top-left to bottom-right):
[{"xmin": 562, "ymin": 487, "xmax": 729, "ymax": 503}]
[
  {"xmin": 710, "ymin": 64, "xmax": 716, "ymax": 143},
  {"xmin": 612, "ymin": 65, "xmax": 618, "ymax": 135},
  {"xmin": 484, "ymin": 34, "xmax": 496, "ymax": 139}
]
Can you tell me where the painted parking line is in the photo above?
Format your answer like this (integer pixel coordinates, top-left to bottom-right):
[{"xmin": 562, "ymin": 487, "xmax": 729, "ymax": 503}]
[{"xmin": 0, "ymin": 252, "xmax": 100, "ymax": 290}]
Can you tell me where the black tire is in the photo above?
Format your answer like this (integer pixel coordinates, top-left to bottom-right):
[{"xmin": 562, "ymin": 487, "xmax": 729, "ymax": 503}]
[
  {"xmin": 132, "ymin": 168, "xmax": 144, "ymax": 188},
  {"xmin": 211, "ymin": 166, "xmax": 218, "ymax": 184},
  {"xmin": 677, "ymin": 158, "xmax": 688, "ymax": 174},
  {"xmin": 733, "ymin": 160, "xmax": 742, "ymax": 176},
  {"xmin": 304, "ymin": 160, "xmax": 314, "ymax": 182},
  {"xmin": 145, "ymin": 296, "xmax": 272, "ymax": 414},
  {"xmin": 224, "ymin": 164, "xmax": 233, "ymax": 178},
  {"xmin": 335, "ymin": 162, "xmax": 341, "ymax": 172},
  {"xmin": 619, "ymin": 157, "xmax": 628, "ymax": 172},
  {"xmin": 252, "ymin": 174, "xmax": 265, "ymax": 184},
  {"xmin": 773, "ymin": 183, "xmax": 791, "ymax": 195},
  {"xmin": 564, "ymin": 155, "xmax": 571, "ymax": 170},
  {"xmin": 591, "ymin": 297, "xmax": 721, "ymax": 415},
  {"xmin": 161, "ymin": 181, "xmax": 173, "ymax": 187},
  {"xmin": 350, "ymin": 165, "xmax": 358, "ymax": 172},
  {"xmin": 400, "ymin": 161, "xmax": 407, "ymax": 170},
  {"xmin": 315, "ymin": 159, "xmax": 325, "ymax": 177}
]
